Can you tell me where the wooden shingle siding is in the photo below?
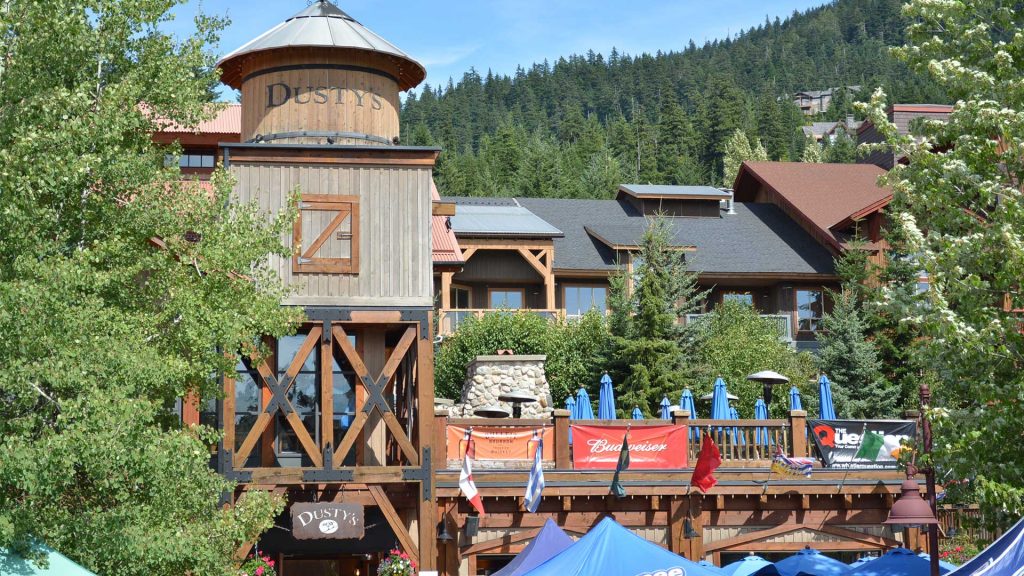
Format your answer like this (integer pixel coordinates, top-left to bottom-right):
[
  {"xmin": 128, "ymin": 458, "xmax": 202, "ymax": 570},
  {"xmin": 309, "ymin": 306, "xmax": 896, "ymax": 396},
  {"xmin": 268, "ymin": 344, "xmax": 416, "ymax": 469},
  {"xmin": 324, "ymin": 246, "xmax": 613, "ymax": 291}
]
[{"xmin": 232, "ymin": 160, "xmax": 433, "ymax": 306}]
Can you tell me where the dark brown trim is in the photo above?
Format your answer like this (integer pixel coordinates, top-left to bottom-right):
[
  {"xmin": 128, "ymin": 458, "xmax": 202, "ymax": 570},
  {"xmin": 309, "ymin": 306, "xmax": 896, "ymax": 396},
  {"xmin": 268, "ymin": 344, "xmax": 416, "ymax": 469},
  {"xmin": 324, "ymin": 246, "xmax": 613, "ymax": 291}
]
[{"xmin": 241, "ymin": 63, "xmax": 400, "ymax": 85}]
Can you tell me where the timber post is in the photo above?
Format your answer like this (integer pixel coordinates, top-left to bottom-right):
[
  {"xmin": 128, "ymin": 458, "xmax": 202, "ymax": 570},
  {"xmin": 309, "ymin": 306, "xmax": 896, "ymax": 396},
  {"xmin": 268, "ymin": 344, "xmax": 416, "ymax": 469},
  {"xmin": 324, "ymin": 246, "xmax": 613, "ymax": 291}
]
[
  {"xmin": 790, "ymin": 409, "xmax": 808, "ymax": 457},
  {"xmin": 553, "ymin": 409, "xmax": 571, "ymax": 469}
]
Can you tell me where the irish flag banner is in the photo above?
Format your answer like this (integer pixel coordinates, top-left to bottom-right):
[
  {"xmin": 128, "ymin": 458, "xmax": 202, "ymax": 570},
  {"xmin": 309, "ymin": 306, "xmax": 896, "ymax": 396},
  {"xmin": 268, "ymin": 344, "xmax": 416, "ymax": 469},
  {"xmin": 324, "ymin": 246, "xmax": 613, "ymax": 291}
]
[{"xmin": 808, "ymin": 419, "xmax": 917, "ymax": 470}]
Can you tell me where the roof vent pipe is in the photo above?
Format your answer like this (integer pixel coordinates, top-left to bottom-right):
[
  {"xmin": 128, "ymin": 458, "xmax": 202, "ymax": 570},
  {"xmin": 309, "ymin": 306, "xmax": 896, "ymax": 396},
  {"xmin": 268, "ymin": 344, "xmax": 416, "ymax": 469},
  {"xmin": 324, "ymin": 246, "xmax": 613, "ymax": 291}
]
[{"xmin": 725, "ymin": 189, "xmax": 736, "ymax": 215}]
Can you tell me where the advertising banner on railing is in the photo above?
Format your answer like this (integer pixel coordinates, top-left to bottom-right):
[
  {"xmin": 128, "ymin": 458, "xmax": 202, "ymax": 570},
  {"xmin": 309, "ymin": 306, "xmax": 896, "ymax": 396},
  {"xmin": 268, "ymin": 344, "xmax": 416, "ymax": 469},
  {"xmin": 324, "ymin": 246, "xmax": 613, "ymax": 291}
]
[
  {"xmin": 447, "ymin": 425, "xmax": 554, "ymax": 460},
  {"xmin": 807, "ymin": 419, "xmax": 917, "ymax": 469},
  {"xmin": 572, "ymin": 424, "xmax": 688, "ymax": 469}
]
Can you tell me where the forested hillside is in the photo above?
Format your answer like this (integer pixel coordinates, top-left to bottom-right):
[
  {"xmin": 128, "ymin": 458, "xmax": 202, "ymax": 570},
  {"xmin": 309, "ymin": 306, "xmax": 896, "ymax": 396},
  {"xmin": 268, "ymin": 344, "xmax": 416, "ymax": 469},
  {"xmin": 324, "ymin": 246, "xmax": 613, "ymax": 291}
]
[{"xmin": 400, "ymin": 0, "xmax": 946, "ymax": 197}]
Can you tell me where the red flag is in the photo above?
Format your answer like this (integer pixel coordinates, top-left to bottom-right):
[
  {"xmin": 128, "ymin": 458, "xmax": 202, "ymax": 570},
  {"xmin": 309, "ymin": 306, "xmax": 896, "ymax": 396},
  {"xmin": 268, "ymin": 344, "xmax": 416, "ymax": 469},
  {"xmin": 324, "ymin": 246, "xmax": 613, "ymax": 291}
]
[{"xmin": 690, "ymin": 432, "xmax": 722, "ymax": 493}]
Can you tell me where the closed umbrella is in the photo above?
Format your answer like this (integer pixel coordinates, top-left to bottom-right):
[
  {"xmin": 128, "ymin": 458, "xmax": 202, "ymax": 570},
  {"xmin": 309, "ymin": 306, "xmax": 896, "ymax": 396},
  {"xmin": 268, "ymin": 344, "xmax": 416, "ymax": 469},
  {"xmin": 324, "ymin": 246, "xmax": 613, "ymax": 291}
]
[
  {"xmin": 818, "ymin": 375, "xmax": 836, "ymax": 419},
  {"xmin": 660, "ymin": 396, "xmax": 672, "ymax": 419},
  {"xmin": 754, "ymin": 398, "xmax": 769, "ymax": 446},
  {"xmin": 631, "ymin": 406, "xmax": 644, "ymax": 420},
  {"xmin": 565, "ymin": 394, "xmax": 576, "ymax": 444},
  {"xmin": 679, "ymin": 387, "xmax": 698, "ymax": 443},
  {"xmin": 575, "ymin": 387, "xmax": 594, "ymax": 420},
  {"xmin": 729, "ymin": 404, "xmax": 744, "ymax": 445},
  {"xmin": 723, "ymin": 555, "xmax": 774, "ymax": 576},
  {"xmin": 710, "ymin": 378, "xmax": 732, "ymax": 444},
  {"xmin": 789, "ymin": 385, "xmax": 803, "ymax": 411},
  {"xmin": 598, "ymin": 372, "xmax": 617, "ymax": 420}
]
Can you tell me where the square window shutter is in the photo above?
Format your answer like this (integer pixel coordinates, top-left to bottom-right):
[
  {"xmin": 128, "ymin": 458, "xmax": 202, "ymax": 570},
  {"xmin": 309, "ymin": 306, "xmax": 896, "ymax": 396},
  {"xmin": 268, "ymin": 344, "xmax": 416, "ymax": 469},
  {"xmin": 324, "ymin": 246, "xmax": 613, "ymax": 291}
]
[{"xmin": 293, "ymin": 194, "xmax": 360, "ymax": 274}]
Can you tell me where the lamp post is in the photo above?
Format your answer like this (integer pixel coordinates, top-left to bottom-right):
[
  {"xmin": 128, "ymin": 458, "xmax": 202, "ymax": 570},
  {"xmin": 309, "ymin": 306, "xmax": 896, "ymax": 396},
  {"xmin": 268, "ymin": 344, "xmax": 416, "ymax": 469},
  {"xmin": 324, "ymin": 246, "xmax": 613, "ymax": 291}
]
[{"xmin": 884, "ymin": 382, "xmax": 940, "ymax": 576}]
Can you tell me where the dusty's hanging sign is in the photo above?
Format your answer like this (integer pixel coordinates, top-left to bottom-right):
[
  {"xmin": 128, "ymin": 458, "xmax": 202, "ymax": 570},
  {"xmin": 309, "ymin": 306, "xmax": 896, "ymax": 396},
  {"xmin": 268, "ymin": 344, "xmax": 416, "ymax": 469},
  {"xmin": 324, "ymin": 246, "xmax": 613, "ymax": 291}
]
[
  {"xmin": 807, "ymin": 419, "xmax": 917, "ymax": 470},
  {"xmin": 290, "ymin": 503, "xmax": 365, "ymax": 540},
  {"xmin": 572, "ymin": 424, "xmax": 688, "ymax": 470}
]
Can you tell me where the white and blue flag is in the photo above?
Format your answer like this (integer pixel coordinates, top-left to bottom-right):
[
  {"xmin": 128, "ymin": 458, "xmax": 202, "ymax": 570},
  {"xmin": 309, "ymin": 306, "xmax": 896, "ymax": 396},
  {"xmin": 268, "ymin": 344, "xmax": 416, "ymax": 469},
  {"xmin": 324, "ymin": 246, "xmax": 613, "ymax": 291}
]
[{"xmin": 525, "ymin": 433, "xmax": 545, "ymax": 513}]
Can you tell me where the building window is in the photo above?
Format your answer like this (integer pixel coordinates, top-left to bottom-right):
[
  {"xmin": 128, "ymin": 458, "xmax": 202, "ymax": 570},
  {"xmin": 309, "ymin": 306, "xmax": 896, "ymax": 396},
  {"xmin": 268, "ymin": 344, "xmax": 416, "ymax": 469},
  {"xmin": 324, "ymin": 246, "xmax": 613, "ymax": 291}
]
[
  {"xmin": 293, "ymin": 194, "xmax": 359, "ymax": 275},
  {"xmin": 564, "ymin": 285, "xmax": 608, "ymax": 317},
  {"xmin": 233, "ymin": 359, "xmax": 262, "ymax": 462},
  {"xmin": 165, "ymin": 153, "xmax": 216, "ymax": 168},
  {"xmin": 796, "ymin": 289, "xmax": 824, "ymax": 332},
  {"xmin": 452, "ymin": 285, "xmax": 471, "ymax": 309},
  {"xmin": 489, "ymin": 289, "xmax": 524, "ymax": 309},
  {"xmin": 722, "ymin": 291, "xmax": 754, "ymax": 307}
]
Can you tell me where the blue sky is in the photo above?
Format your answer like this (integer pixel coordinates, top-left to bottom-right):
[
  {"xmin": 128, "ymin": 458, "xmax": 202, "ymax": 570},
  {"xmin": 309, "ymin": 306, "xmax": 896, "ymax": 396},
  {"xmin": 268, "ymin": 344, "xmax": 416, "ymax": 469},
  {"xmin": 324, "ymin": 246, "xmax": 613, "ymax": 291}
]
[{"xmin": 166, "ymin": 0, "xmax": 829, "ymax": 99}]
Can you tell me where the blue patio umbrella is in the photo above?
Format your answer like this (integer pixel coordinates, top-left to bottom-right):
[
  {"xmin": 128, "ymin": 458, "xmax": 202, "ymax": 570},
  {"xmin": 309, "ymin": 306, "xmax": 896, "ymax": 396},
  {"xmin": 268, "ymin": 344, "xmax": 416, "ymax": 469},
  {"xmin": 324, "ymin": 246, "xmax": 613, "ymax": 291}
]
[
  {"xmin": 818, "ymin": 375, "xmax": 837, "ymax": 419},
  {"xmin": 699, "ymin": 560, "xmax": 728, "ymax": 574},
  {"xmin": 917, "ymin": 553, "xmax": 957, "ymax": 573},
  {"xmin": 789, "ymin": 385, "xmax": 803, "ymax": 411},
  {"xmin": 849, "ymin": 557, "xmax": 877, "ymax": 568},
  {"xmin": 565, "ymin": 394, "xmax": 576, "ymax": 444},
  {"xmin": 765, "ymin": 547, "xmax": 850, "ymax": 576},
  {"xmin": 0, "ymin": 545, "xmax": 99, "ymax": 575},
  {"xmin": 729, "ymin": 404, "xmax": 745, "ymax": 445},
  {"xmin": 723, "ymin": 555, "xmax": 774, "ymax": 576},
  {"xmin": 850, "ymin": 548, "xmax": 953, "ymax": 576},
  {"xmin": 575, "ymin": 387, "xmax": 594, "ymax": 420},
  {"xmin": 754, "ymin": 398, "xmax": 770, "ymax": 445},
  {"xmin": 598, "ymin": 372, "xmax": 617, "ymax": 420},
  {"xmin": 710, "ymin": 378, "xmax": 731, "ymax": 419},
  {"xmin": 680, "ymin": 387, "xmax": 699, "ymax": 442},
  {"xmin": 660, "ymin": 395, "xmax": 672, "ymax": 419},
  {"xmin": 631, "ymin": 406, "xmax": 644, "ymax": 420}
]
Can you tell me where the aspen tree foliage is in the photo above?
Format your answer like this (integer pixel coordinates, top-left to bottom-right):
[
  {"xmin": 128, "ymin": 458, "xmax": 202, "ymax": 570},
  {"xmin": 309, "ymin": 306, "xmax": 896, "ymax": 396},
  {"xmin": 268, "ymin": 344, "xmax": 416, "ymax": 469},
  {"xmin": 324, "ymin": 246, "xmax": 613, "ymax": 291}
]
[
  {"xmin": 863, "ymin": 0, "xmax": 1024, "ymax": 528},
  {"xmin": 0, "ymin": 1, "xmax": 297, "ymax": 574}
]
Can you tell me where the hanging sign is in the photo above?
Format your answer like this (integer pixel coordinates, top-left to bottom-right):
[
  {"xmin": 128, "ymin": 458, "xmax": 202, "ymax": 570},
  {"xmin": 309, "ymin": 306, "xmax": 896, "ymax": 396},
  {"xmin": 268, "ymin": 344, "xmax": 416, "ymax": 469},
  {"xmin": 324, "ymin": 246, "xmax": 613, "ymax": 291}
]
[
  {"xmin": 446, "ymin": 426, "xmax": 553, "ymax": 460},
  {"xmin": 807, "ymin": 419, "xmax": 917, "ymax": 469},
  {"xmin": 291, "ymin": 503, "xmax": 365, "ymax": 540},
  {"xmin": 572, "ymin": 424, "xmax": 688, "ymax": 470}
]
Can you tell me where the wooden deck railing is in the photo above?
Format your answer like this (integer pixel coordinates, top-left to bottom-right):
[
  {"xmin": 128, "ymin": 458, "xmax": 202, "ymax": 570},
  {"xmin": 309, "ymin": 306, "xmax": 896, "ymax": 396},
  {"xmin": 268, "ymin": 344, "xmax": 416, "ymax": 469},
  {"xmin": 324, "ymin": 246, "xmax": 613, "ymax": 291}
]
[{"xmin": 434, "ymin": 409, "xmax": 810, "ymax": 469}]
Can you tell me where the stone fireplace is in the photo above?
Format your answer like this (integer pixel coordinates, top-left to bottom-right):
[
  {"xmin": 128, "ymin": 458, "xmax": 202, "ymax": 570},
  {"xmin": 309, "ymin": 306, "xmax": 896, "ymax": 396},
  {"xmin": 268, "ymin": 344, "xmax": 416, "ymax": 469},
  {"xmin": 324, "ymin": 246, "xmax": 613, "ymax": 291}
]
[{"xmin": 447, "ymin": 354, "xmax": 553, "ymax": 418}]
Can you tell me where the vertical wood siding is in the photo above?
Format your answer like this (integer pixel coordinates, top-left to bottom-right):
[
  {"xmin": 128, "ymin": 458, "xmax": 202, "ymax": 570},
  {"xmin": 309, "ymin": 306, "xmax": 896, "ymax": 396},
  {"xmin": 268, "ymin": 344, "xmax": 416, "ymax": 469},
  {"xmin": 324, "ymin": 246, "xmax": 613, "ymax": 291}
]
[{"xmin": 233, "ymin": 161, "xmax": 433, "ymax": 306}]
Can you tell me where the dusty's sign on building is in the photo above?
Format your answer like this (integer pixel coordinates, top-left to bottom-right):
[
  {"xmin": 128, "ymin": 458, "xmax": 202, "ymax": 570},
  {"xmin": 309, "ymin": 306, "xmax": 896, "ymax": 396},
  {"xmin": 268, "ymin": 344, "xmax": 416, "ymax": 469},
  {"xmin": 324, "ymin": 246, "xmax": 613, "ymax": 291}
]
[{"xmin": 290, "ymin": 503, "xmax": 365, "ymax": 540}]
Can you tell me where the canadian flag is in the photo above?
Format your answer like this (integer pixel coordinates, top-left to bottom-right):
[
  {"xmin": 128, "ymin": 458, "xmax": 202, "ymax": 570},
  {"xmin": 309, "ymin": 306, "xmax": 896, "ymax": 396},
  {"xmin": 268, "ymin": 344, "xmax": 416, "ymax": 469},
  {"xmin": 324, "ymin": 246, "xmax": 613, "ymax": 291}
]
[{"xmin": 459, "ymin": 430, "xmax": 486, "ymax": 516}]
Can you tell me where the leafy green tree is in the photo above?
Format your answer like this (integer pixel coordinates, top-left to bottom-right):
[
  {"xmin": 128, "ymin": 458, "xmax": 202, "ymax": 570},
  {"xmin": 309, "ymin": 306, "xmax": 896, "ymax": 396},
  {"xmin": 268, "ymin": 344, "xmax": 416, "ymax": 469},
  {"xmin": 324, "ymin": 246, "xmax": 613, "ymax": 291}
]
[
  {"xmin": 722, "ymin": 129, "xmax": 768, "ymax": 188},
  {"xmin": 801, "ymin": 138, "xmax": 825, "ymax": 162},
  {"xmin": 823, "ymin": 127, "xmax": 858, "ymax": 163},
  {"xmin": 0, "ymin": 1, "xmax": 295, "ymax": 573},
  {"xmin": 686, "ymin": 302, "xmax": 818, "ymax": 418},
  {"xmin": 864, "ymin": 0, "xmax": 1024, "ymax": 529},
  {"xmin": 434, "ymin": 311, "xmax": 609, "ymax": 404}
]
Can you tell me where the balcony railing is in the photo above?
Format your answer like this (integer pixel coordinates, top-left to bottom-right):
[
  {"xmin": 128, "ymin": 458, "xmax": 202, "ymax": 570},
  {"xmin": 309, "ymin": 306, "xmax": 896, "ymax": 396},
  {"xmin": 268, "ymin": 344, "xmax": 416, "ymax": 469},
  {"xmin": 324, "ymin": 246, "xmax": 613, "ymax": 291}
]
[
  {"xmin": 438, "ymin": 308, "xmax": 561, "ymax": 335},
  {"xmin": 685, "ymin": 313, "xmax": 794, "ymax": 342}
]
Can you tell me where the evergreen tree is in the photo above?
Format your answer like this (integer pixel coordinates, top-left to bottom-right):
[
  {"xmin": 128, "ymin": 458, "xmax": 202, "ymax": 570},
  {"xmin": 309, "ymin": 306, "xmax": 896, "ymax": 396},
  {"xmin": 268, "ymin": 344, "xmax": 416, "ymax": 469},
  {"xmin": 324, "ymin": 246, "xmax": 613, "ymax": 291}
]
[
  {"xmin": 823, "ymin": 127, "xmax": 858, "ymax": 163},
  {"xmin": 756, "ymin": 94, "xmax": 789, "ymax": 160},
  {"xmin": 818, "ymin": 288, "xmax": 892, "ymax": 418}
]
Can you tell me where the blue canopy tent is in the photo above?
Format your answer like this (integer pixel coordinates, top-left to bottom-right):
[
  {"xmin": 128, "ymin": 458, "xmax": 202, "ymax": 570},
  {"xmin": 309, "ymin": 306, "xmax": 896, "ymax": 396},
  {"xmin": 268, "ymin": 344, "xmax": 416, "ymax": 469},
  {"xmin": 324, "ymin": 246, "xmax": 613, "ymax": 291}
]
[
  {"xmin": 0, "ymin": 545, "xmax": 98, "ymax": 576},
  {"xmin": 945, "ymin": 516, "xmax": 1024, "ymax": 576},
  {"xmin": 632, "ymin": 406, "xmax": 644, "ymax": 420},
  {"xmin": 724, "ymin": 555, "xmax": 775, "ymax": 576},
  {"xmin": 598, "ymin": 373, "xmax": 616, "ymax": 420},
  {"xmin": 790, "ymin": 386, "xmax": 803, "ymax": 411},
  {"xmin": 918, "ymin": 553, "xmax": 958, "ymax": 573},
  {"xmin": 757, "ymin": 547, "xmax": 850, "ymax": 576},
  {"xmin": 818, "ymin": 375, "xmax": 837, "ymax": 419},
  {"xmin": 575, "ymin": 387, "xmax": 594, "ymax": 420},
  {"xmin": 850, "ymin": 548, "xmax": 953, "ymax": 576},
  {"xmin": 660, "ymin": 396, "xmax": 672, "ymax": 419},
  {"xmin": 521, "ymin": 517, "xmax": 725, "ymax": 576},
  {"xmin": 492, "ymin": 519, "xmax": 574, "ymax": 576}
]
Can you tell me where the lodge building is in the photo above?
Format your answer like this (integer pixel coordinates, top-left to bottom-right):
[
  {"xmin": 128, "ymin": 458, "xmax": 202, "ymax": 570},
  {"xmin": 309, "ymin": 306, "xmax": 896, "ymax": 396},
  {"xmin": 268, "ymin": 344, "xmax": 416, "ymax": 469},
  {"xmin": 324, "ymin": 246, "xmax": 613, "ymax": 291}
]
[{"xmin": 162, "ymin": 2, "xmax": 940, "ymax": 575}]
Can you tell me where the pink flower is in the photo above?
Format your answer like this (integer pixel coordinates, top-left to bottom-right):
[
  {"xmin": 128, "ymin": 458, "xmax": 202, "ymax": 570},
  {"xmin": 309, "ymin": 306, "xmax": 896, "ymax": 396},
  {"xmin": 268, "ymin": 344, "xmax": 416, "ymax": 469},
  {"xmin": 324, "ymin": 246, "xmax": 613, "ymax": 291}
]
[
  {"xmin": 255, "ymin": 567, "xmax": 264, "ymax": 576},
  {"xmin": 268, "ymin": 560, "xmax": 275, "ymax": 567}
]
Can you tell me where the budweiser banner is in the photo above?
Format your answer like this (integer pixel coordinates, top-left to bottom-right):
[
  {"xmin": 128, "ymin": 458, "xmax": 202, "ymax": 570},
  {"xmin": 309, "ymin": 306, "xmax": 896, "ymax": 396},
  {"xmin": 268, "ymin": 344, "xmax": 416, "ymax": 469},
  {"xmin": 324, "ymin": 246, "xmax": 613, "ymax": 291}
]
[
  {"xmin": 572, "ymin": 424, "xmax": 688, "ymax": 470},
  {"xmin": 808, "ymin": 419, "xmax": 917, "ymax": 469},
  {"xmin": 446, "ymin": 426, "xmax": 554, "ymax": 460}
]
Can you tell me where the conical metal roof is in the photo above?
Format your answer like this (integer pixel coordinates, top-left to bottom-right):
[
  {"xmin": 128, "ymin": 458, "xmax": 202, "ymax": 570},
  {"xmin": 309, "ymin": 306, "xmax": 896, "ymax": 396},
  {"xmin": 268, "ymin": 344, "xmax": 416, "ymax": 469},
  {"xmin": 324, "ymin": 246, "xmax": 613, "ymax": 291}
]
[{"xmin": 217, "ymin": 0, "xmax": 425, "ymax": 91}]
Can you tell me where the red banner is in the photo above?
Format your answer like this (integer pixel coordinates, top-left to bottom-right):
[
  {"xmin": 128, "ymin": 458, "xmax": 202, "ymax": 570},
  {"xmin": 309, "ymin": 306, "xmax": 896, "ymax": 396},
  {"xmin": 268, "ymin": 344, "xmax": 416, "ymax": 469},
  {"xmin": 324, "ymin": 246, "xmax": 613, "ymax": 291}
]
[
  {"xmin": 446, "ymin": 426, "xmax": 554, "ymax": 460},
  {"xmin": 572, "ymin": 424, "xmax": 688, "ymax": 469}
]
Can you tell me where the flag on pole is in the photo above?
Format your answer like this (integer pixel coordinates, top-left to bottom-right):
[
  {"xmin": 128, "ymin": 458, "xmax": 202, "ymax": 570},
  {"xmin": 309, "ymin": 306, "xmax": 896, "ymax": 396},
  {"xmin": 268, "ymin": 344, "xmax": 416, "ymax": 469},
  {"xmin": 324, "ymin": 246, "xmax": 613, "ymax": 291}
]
[
  {"xmin": 771, "ymin": 448, "xmax": 814, "ymax": 477},
  {"xmin": 690, "ymin": 432, "xmax": 722, "ymax": 493},
  {"xmin": 459, "ymin": 429, "xmax": 486, "ymax": 516},
  {"xmin": 609, "ymin": 429, "xmax": 630, "ymax": 498},
  {"xmin": 525, "ymin": 432, "xmax": 545, "ymax": 513},
  {"xmin": 854, "ymin": 431, "xmax": 904, "ymax": 460}
]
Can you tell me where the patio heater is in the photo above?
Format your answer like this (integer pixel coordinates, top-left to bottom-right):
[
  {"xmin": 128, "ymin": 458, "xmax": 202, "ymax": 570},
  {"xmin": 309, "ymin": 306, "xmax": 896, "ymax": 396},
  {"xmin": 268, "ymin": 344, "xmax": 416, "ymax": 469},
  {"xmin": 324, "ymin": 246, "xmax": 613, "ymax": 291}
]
[
  {"xmin": 746, "ymin": 370, "xmax": 790, "ymax": 406},
  {"xmin": 884, "ymin": 382, "xmax": 940, "ymax": 576}
]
